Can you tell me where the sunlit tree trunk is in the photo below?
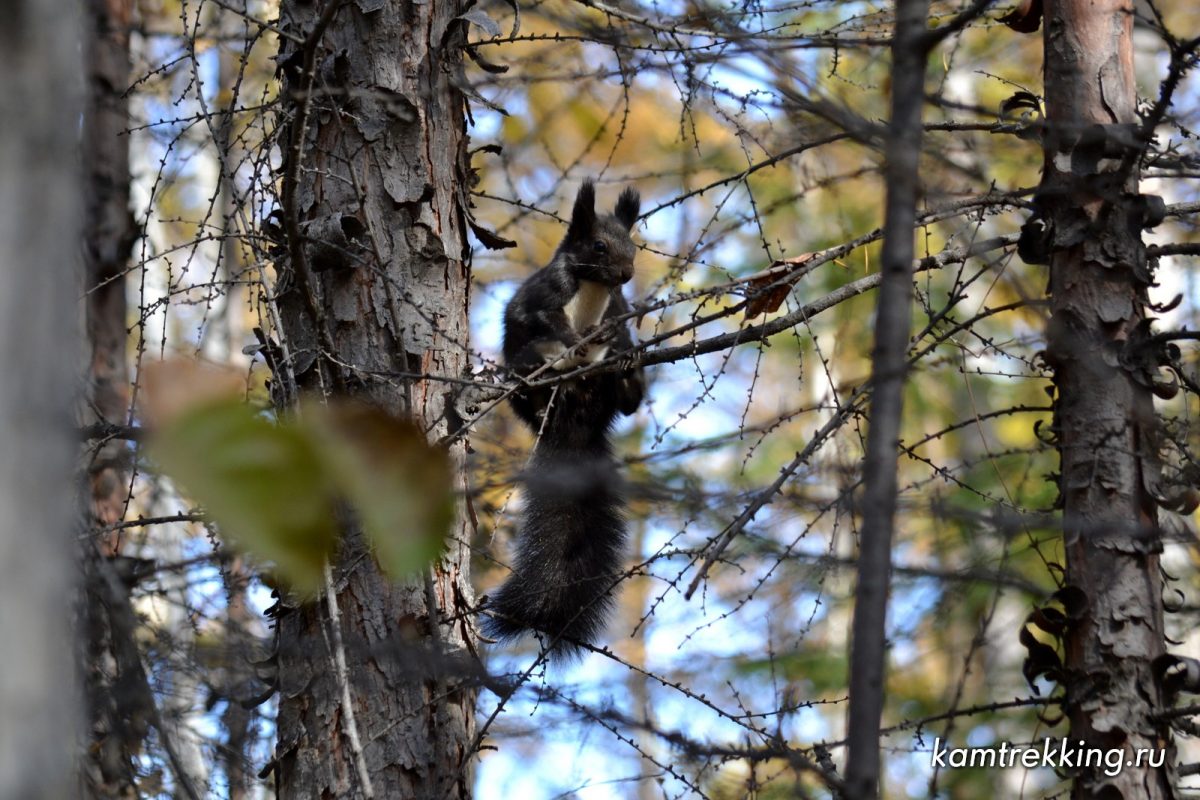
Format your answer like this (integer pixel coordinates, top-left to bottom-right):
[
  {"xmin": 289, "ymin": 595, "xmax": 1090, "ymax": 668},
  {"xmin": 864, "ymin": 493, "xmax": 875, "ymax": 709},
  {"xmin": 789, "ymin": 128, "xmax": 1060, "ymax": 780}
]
[
  {"xmin": 0, "ymin": 0, "xmax": 81, "ymax": 797},
  {"xmin": 620, "ymin": 523, "xmax": 660, "ymax": 800},
  {"xmin": 1041, "ymin": 1, "xmax": 1173, "ymax": 795},
  {"xmin": 271, "ymin": 3, "xmax": 477, "ymax": 798},
  {"xmin": 204, "ymin": 6, "xmax": 260, "ymax": 791}
]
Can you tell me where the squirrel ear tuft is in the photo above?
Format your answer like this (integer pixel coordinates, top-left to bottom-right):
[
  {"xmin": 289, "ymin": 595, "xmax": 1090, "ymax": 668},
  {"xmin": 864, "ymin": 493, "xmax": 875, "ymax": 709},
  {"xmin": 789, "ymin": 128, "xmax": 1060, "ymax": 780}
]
[
  {"xmin": 614, "ymin": 187, "xmax": 640, "ymax": 230},
  {"xmin": 566, "ymin": 180, "xmax": 597, "ymax": 242}
]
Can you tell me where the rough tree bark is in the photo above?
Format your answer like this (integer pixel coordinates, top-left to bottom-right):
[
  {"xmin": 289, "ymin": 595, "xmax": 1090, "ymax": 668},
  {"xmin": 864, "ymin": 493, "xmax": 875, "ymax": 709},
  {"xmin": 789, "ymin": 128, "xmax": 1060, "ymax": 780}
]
[
  {"xmin": 1040, "ymin": 1, "xmax": 1173, "ymax": 796},
  {"xmin": 271, "ymin": 3, "xmax": 477, "ymax": 798},
  {"xmin": 79, "ymin": 1, "xmax": 141, "ymax": 796},
  {"xmin": 82, "ymin": 0, "xmax": 135, "ymax": 529},
  {"xmin": 0, "ymin": 0, "xmax": 81, "ymax": 798},
  {"xmin": 843, "ymin": 0, "xmax": 930, "ymax": 796}
]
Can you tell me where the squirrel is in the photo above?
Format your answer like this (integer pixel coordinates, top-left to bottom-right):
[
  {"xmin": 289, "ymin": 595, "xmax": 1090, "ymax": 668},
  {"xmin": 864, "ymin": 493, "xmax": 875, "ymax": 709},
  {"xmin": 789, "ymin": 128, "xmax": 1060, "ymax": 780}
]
[{"xmin": 485, "ymin": 180, "xmax": 645, "ymax": 659}]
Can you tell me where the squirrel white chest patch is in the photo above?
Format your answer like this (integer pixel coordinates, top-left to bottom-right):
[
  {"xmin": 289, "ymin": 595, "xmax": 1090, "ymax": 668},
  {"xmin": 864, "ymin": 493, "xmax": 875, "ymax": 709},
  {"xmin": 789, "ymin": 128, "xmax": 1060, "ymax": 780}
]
[
  {"xmin": 564, "ymin": 280, "xmax": 610, "ymax": 333},
  {"xmin": 535, "ymin": 280, "xmax": 613, "ymax": 370}
]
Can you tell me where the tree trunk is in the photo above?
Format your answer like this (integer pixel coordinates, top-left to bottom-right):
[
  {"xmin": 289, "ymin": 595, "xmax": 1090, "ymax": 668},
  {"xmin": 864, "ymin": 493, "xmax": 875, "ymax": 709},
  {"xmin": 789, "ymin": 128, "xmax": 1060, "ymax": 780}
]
[
  {"xmin": 208, "ymin": 9, "xmax": 260, "ymax": 791},
  {"xmin": 83, "ymin": 0, "xmax": 135, "ymax": 546},
  {"xmin": 843, "ymin": 0, "xmax": 930, "ymax": 795},
  {"xmin": 0, "ymin": 0, "xmax": 81, "ymax": 797},
  {"xmin": 271, "ymin": 3, "xmax": 477, "ymax": 799},
  {"xmin": 80, "ymin": 1, "xmax": 142, "ymax": 796},
  {"xmin": 1041, "ymin": 1, "xmax": 1172, "ymax": 796},
  {"xmin": 220, "ymin": 555, "xmax": 258, "ymax": 800}
]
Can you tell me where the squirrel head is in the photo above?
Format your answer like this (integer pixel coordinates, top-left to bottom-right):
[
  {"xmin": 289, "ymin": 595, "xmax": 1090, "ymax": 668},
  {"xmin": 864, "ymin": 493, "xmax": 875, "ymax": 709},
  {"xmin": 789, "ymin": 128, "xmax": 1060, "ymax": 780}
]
[{"xmin": 559, "ymin": 179, "xmax": 640, "ymax": 286}]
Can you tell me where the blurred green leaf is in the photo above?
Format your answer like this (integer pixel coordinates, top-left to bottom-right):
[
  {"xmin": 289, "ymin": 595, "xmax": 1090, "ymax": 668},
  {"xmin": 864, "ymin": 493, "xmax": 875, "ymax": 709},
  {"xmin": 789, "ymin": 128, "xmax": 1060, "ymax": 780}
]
[
  {"xmin": 150, "ymin": 399, "xmax": 453, "ymax": 593},
  {"xmin": 150, "ymin": 400, "xmax": 338, "ymax": 594},
  {"xmin": 314, "ymin": 404, "xmax": 454, "ymax": 578}
]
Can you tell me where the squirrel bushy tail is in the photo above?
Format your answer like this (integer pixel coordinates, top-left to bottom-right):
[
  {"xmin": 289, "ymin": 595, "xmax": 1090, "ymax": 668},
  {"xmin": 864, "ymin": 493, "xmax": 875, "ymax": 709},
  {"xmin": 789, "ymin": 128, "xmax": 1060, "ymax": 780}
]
[{"xmin": 483, "ymin": 432, "xmax": 627, "ymax": 659}]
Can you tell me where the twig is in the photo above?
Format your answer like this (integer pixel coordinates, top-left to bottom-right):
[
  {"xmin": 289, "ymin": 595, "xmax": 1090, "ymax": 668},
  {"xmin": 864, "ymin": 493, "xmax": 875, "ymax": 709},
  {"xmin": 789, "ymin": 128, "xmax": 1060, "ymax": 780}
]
[
  {"xmin": 683, "ymin": 389, "xmax": 867, "ymax": 600},
  {"xmin": 92, "ymin": 553, "xmax": 204, "ymax": 800},
  {"xmin": 321, "ymin": 560, "xmax": 375, "ymax": 799},
  {"xmin": 80, "ymin": 422, "xmax": 145, "ymax": 442}
]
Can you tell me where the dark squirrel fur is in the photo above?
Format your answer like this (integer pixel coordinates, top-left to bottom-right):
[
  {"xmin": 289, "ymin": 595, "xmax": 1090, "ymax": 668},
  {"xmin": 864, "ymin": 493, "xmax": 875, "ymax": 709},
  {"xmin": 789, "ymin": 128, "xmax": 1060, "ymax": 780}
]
[{"xmin": 486, "ymin": 180, "xmax": 645, "ymax": 658}]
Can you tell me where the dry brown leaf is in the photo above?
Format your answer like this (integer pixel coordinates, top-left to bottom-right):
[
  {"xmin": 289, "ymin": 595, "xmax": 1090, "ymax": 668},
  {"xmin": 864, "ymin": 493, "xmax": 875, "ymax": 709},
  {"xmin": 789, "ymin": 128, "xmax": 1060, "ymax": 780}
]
[
  {"xmin": 140, "ymin": 358, "xmax": 245, "ymax": 428},
  {"xmin": 743, "ymin": 253, "xmax": 818, "ymax": 318}
]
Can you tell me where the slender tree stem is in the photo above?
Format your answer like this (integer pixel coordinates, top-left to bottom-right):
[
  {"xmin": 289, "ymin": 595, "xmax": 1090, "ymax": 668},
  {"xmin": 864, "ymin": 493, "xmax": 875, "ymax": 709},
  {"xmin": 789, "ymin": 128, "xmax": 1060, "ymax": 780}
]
[{"xmin": 844, "ymin": 1, "xmax": 931, "ymax": 795}]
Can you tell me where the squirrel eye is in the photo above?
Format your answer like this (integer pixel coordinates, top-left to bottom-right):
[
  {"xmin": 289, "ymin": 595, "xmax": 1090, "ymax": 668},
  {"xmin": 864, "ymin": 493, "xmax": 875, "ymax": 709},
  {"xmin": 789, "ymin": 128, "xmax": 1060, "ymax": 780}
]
[{"xmin": 592, "ymin": 239, "xmax": 608, "ymax": 254}]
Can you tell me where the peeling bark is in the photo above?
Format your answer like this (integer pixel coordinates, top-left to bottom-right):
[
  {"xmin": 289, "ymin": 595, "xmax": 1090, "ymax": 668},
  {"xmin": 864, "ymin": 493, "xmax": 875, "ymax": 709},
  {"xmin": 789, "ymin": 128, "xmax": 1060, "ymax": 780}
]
[
  {"xmin": 271, "ymin": 3, "xmax": 476, "ymax": 798},
  {"xmin": 1041, "ymin": 1, "xmax": 1173, "ymax": 796}
]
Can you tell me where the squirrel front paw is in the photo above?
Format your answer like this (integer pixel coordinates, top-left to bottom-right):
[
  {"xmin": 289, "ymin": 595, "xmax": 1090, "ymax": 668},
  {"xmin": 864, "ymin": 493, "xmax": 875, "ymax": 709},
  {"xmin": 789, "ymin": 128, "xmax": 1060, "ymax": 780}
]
[{"xmin": 580, "ymin": 322, "xmax": 616, "ymax": 343}]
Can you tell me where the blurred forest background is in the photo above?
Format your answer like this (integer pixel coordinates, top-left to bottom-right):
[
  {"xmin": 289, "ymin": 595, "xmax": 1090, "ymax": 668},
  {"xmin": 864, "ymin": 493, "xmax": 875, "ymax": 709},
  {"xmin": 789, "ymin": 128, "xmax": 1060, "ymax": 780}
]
[{"xmin": 7, "ymin": 0, "xmax": 1199, "ymax": 798}]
